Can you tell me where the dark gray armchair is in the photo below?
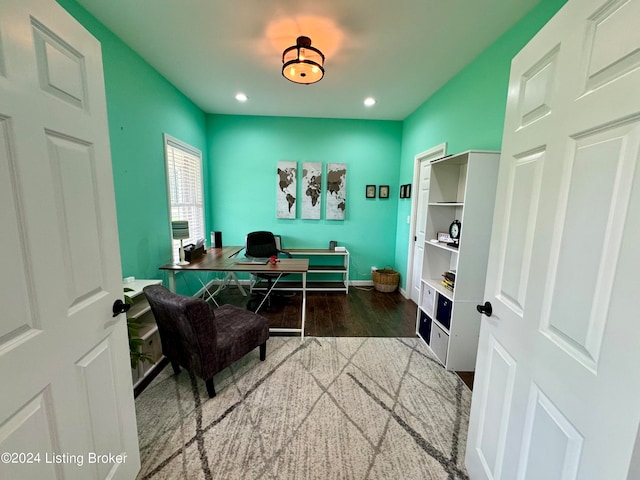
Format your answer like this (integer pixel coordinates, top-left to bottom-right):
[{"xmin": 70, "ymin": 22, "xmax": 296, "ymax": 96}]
[{"xmin": 143, "ymin": 285, "xmax": 269, "ymax": 398}]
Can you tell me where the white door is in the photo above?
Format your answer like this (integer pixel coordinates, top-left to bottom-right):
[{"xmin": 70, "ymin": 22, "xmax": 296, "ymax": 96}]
[
  {"xmin": 466, "ymin": 0, "xmax": 640, "ymax": 479},
  {"xmin": 0, "ymin": 1, "xmax": 140, "ymax": 479},
  {"xmin": 408, "ymin": 143, "xmax": 446, "ymax": 303}
]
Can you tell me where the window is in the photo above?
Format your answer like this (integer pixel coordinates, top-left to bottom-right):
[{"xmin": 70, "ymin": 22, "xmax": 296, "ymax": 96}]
[{"xmin": 164, "ymin": 134, "xmax": 205, "ymax": 262}]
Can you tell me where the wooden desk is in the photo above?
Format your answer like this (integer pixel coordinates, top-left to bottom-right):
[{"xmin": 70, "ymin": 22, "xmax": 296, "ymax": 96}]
[
  {"xmin": 282, "ymin": 248, "xmax": 349, "ymax": 293},
  {"xmin": 159, "ymin": 247, "xmax": 309, "ymax": 338},
  {"xmin": 160, "ymin": 246, "xmax": 243, "ymax": 272},
  {"xmin": 160, "ymin": 246, "xmax": 246, "ymax": 296}
]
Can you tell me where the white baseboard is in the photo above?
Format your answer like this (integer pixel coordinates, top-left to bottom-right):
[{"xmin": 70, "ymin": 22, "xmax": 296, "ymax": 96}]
[{"xmin": 350, "ymin": 280, "xmax": 374, "ymax": 287}]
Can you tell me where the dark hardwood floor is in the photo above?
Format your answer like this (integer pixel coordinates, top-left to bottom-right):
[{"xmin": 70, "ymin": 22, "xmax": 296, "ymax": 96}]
[
  {"xmin": 211, "ymin": 284, "xmax": 474, "ymax": 390},
  {"xmin": 213, "ymin": 284, "xmax": 416, "ymax": 337}
]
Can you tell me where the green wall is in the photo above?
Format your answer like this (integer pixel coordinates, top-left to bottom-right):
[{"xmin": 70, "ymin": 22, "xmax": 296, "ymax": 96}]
[
  {"xmin": 206, "ymin": 115, "xmax": 402, "ymax": 280},
  {"xmin": 393, "ymin": 0, "xmax": 568, "ymax": 289},
  {"xmin": 57, "ymin": 0, "xmax": 208, "ymax": 291},
  {"xmin": 57, "ymin": 0, "xmax": 568, "ymax": 297}
]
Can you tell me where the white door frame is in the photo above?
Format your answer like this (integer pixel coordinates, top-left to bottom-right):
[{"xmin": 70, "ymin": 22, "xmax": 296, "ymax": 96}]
[{"xmin": 405, "ymin": 142, "xmax": 447, "ymax": 301}]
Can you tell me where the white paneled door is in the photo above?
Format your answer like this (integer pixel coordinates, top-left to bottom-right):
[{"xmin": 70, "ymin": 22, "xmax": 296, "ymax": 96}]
[
  {"xmin": 409, "ymin": 143, "xmax": 446, "ymax": 304},
  {"xmin": 466, "ymin": 0, "xmax": 640, "ymax": 479},
  {"xmin": 0, "ymin": 1, "xmax": 140, "ymax": 479}
]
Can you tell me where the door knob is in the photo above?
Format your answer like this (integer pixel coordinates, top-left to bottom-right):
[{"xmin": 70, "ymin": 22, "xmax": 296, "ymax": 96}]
[
  {"xmin": 112, "ymin": 299, "xmax": 131, "ymax": 317},
  {"xmin": 476, "ymin": 301, "xmax": 493, "ymax": 317}
]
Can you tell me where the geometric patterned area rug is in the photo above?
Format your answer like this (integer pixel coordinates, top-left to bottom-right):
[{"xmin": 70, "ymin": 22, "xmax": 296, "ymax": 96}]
[{"xmin": 135, "ymin": 337, "xmax": 472, "ymax": 479}]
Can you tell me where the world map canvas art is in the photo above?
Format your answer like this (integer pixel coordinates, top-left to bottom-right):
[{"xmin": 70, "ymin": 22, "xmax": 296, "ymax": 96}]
[
  {"xmin": 326, "ymin": 162, "xmax": 346, "ymax": 220},
  {"xmin": 276, "ymin": 161, "xmax": 297, "ymax": 219},
  {"xmin": 301, "ymin": 162, "xmax": 322, "ymax": 219}
]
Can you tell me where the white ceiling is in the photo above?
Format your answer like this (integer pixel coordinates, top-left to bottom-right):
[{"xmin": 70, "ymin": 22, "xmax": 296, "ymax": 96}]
[{"xmin": 75, "ymin": 0, "xmax": 542, "ymax": 121}]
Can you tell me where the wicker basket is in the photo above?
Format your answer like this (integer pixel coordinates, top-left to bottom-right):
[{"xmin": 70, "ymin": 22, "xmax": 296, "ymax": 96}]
[{"xmin": 372, "ymin": 268, "xmax": 399, "ymax": 293}]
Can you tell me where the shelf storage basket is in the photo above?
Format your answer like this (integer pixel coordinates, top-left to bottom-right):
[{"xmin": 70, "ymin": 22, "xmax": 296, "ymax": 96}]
[{"xmin": 372, "ymin": 268, "xmax": 399, "ymax": 293}]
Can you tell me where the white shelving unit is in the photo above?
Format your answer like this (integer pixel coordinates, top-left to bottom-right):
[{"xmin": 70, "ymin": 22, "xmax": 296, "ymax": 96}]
[
  {"xmin": 124, "ymin": 279, "xmax": 163, "ymax": 387},
  {"xmin": 416, "ymin": 151, "xmax": 499, "ymax": 371}
]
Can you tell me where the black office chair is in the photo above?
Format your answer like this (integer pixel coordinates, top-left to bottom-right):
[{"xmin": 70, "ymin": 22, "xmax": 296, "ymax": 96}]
[{"xmin": 245, "ymin": 231, "xmax": 292, "ymax": 310}]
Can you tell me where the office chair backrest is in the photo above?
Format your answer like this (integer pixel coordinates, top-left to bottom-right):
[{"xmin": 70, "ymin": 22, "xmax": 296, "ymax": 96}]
[{"xmin": 245, "ymin": 231, "xmax": 278, "ymax": 258}]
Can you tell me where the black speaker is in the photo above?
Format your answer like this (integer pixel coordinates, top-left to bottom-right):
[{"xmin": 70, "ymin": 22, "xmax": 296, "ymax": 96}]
[{"xmin": 211, "ymin": 231, "xmax": 223, "ymax": 248}]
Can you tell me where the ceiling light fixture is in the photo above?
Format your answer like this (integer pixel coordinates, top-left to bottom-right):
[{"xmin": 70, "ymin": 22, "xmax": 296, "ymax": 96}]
[
  {"xmin": 282, "ymin": 36, "xmax": 325, "ymax": 85},
  {"xmin": 364, "ymin": 97, "xmax": 376, "ymax": 107},
  {"xmin": 235, "ymin": 93, "xmax": 248, "ymax": 102}
]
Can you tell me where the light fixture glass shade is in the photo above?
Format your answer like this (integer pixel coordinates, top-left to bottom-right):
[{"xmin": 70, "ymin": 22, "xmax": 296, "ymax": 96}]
[
  {"xmin": 282, "ymin": 36, "xmax": 325, "ymax": 85},
  {"xmin": 171, "ymin": 220, "xmax": 190, "ymax": 239}
]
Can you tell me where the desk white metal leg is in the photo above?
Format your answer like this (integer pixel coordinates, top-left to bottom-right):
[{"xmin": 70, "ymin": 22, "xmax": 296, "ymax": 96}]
[
  {"xmin": 166, "ymin": 270, "xmax": 245, "ymax": 302},
  {"xmin": 254, "ymin": 273, "xmax": 283, "ymax": 314},
  {"xmin": 226, "ymin": 272, "xmax": 246, "ymax": 296},
  {"xmin": 197, "ymin": 275, "xmax": 220, "ymax": 307},
  {"xmin": 263, "ymin": 271, "xmax": 306, "ymax": 339}
]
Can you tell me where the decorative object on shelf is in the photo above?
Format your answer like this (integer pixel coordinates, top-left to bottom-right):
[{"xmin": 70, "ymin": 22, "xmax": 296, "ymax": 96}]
[
  {"xmin": 301, "ymin": 162, "xmax": 322, "ymax": 219},
  {"xmin": 366, "ymin": 184, "xmax": 376, "ymax": 198},
  {"xmin": 329, "ymin": 240, "xmax": 337, "ymax": 250},
  {"xmin": 441, "ymin": 270, "xmax": 456, "ymax": 293},
  {"xmin": 437, "ymin": 232, "xmax": 452, "ymax": 243},
  {"xmin": 372, "ymin": 268, "xmax": 399, "ymax": 293},
  {"xmin": 448, "ymin": 220, "xmax": 461, "ymax": 247},
  {"xmin": 171, "ymin": 220, "xmax": 190, "ymax": 265},
  {"xmin": 282, "ymin": 36, "xmax": 325, "ymax": 85},
  {"xmin": 379, "ymin": 185, "xmax": 389, "ymax": 198},
  {"xmin": 276, "ymin": 161, "xmax": 297, "ymax": 219},
  {"xmin": 326, "ymin": 163, "xmax": 346, "ymax": 220}
]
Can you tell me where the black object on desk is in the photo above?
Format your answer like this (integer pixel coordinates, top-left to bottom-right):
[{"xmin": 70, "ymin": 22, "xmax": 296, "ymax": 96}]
[
  {"xmin": 211, "ymin": 231, "xmax": 223, "ymax": 248},
  {"xmin": 184, "ymin": 244, "xmax": 205, "ymax": 262}
]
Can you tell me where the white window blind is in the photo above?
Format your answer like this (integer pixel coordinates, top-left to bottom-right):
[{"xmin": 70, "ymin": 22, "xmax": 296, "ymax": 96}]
[{"xmin": 164, "ymin": 135, "xmax": 204, "ymax": 262}]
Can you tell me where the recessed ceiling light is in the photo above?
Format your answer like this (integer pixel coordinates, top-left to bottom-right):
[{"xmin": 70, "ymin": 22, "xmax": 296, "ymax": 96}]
[
  {"xmin": 364, "ymin": 97, "xmax": 376, "ymax": 107},
  {"xmin": 235, "ymin": 93, "xmax": 248, "ymax": 102}
]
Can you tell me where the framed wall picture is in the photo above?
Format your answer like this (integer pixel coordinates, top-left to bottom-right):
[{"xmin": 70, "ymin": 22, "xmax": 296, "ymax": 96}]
[
  {"xmin": 301, "ymin": 162, "xmax": 322, "ymax": 219},
  {"xmin": 379, "ymin": 185, "xmax": 389, "ymax": 198},
  {"xmin": 326, "ymin": 163, "xmax": 347, "ymax": 220},
  {"xmin": 399, "ymin": 183, "xmax": 412, "ymax": 198},
  {"xmin": 366, "ymin": 184, "xmax": 376, "ymax": 198},
  {"xmin": 276, "ymin": 161, "xmax": 297, "ymax": 219}
]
